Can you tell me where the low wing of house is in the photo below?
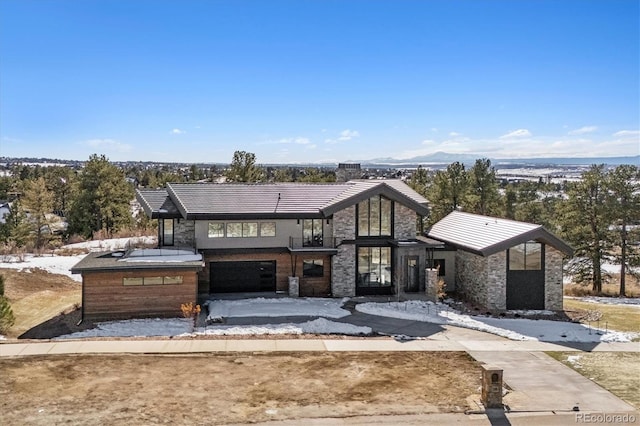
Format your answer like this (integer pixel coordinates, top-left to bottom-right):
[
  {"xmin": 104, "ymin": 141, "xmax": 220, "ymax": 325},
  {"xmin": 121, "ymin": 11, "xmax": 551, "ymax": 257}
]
[{"xmin": 426, "ymin": 211, "xmax": 573, "ymax": 311}]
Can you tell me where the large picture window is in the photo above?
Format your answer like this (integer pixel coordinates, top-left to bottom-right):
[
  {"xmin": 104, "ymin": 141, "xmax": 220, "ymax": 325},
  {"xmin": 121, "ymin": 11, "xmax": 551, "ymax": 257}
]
[
  {"xmin": 357, "ymin": 247, "xmax": 392, "ymax": 288},
  {"xmin": 509, "ymin": 242, "xmax": 542, "ymax": 270},
  {"xmin": 357, "ymin": 195, "xmax": 392, "ymax": 237}
]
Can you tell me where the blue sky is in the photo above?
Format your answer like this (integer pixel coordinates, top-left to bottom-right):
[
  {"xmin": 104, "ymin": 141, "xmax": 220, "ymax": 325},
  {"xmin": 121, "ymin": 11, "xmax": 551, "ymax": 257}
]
[{"xmin": 1, "ymin": 0, "xmax": 638, "ymax": 164}]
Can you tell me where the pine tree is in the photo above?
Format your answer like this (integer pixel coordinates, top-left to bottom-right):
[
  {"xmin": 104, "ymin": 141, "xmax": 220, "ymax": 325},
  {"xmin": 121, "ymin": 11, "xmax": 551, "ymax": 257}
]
[
  {"xmin": 427, "ymin": 162, "xmax": 468, "ymax": 225},
  {"xmin": 605, "ymin": 165, "xmax": 640, "ymax": 297},
  {"xmin": 21, "ymin": 177, "xmax": 55, "ymax": 249},
  {"xmin": 225, "ymin": 151, "xmax": 264, "ymax": 182},
  {"xmin": 0, "ymin": 274, "xmax": 14, "ymax": 334},
  {"xmin": 67, "ymin": 154, "xmax": 134, "ymax": 238},
  {"xmin": 561, "ymin": 164, "xmax": 611, "ymax": 293},
  {"xmin": 464, "ymin": 158, "xmax": 500, "ymax": 216}
]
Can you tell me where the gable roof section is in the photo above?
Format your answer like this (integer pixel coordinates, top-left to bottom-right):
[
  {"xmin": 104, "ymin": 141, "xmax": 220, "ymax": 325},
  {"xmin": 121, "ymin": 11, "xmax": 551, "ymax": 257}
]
[
  {"xmin": 426, "ymin": 211, "xmax": 573, "ymax": 257},
  {"xmin": 136, "ymin": 189, "xmax": 182, "ymax": 219},
  {"xmin": 136, "ymin": 180, "xmax": 429, "ymax": 220},
  {"xmin": 321, "ymin": 180, "xmax": 429, "ymax": 216}
]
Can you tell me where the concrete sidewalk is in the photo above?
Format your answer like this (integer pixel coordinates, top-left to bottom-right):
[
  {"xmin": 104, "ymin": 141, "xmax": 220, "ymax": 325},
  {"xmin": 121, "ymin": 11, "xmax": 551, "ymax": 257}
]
[{"xmin": 1, "ymin": 335, "xmax": 637, "ymax": 357}]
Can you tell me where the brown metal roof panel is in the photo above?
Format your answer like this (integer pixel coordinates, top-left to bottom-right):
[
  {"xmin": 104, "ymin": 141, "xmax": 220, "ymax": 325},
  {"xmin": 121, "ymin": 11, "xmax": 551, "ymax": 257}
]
[
  {"xmin": 427, "ymin": 211, "xmax": 572, "ymax": 256},
  {"xmin": 166, "ymin": 183, "xmax": 349, "ymax": 216}
]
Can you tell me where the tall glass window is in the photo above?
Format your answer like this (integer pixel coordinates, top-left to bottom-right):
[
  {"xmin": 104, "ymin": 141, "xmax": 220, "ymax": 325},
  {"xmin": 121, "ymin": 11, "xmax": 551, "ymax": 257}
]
[
  {"xmin": 357, "ymin": 195, "xmax": 393, "ymax": 237},
  {"xmin": 162, "ymin": 219, "xmax": 174, "ymax": 246}
]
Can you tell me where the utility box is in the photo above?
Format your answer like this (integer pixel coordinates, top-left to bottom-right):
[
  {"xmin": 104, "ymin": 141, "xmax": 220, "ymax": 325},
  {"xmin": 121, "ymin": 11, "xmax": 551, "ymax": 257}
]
[{"xmin": 481, "ymin": 366, "xmax": 503, "ymax": 408}]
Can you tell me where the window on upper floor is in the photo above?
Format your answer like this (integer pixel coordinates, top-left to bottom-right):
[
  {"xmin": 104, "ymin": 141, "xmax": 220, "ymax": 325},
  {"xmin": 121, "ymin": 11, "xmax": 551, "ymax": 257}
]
[
  {"xmin": 357, "ymin": 195, "xmax": 393, "ymax": 237},
  {"xmin": 303, "ymin": 219, "xmax": 323, "ymax": 247},
  {"xmin": 260, "ymin": 222, "xmax": 276, "ymax": 237},
  {"xmin": 509, "ymin": 242, "xmax": 543, "ymax": 270}
]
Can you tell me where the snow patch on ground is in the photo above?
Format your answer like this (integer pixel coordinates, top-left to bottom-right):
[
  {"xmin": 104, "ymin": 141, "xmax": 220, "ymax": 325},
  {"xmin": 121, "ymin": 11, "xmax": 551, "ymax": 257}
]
[
  {"xmin": 205, "ymin": 297, "xmax": 351, "ymax": 321},
  {"xmin": 56, "ymin": 318, "xmax": 194, "ymax": 339},
  {"xmin": 356, "ymin": 300, "xmax": 638, "ymax": 342},
  {"xmin": 570, "ymin": 296, "xmax": 640, "ymax": 307},
  {"xmin": 62, "ymin": 236, "xmax": 156, "ymax": 251},
  {"xmin": 195, "ymin": 318, "xmax": 371, "ymax": 336},
  {"xmin": 0, "ymin": 254, "xmax": 87, "ymax": 282}
]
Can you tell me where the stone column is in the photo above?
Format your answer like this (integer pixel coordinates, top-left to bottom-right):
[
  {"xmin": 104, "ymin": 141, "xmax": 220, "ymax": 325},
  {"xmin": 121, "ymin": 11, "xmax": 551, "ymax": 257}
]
[
  {"xmin": 288, "ymin": 276, "xmax": 300, "ymax": 297},
  {"xmin": 425, "ymin": 268, "xmax": 438, "ymax": 302}
]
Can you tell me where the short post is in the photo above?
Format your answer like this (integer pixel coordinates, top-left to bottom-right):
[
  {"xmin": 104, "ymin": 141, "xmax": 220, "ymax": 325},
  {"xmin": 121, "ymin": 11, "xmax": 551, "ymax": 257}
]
[
  {"xmin": 481, "ymin": 365, "xmax": 503, "ymax": 409},
  {"xmin": 425, "ymin": 268, "xmax": 438, "ymax": 302},
  {"xmin": 288, "ymin": 276, "xmax": 299, "ymax": 297}
]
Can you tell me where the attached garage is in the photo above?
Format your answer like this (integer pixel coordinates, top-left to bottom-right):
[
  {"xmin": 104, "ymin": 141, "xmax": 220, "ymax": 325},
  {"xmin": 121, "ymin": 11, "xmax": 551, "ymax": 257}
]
[{"xmin": 210, "ymin": 261, "xmax": 276, "ymax": 293}]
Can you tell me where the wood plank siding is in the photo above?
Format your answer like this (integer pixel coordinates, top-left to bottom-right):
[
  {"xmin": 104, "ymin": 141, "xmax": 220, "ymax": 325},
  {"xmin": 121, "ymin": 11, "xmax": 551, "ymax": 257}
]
[{"xmin": 82, "ymin": 269, "xmax": 198, "ymax": 321}]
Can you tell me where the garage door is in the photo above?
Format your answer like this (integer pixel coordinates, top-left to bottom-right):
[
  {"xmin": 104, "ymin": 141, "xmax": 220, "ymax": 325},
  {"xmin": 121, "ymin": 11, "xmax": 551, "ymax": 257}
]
[{"xmin": 210, "ymin": 261, "xmax": 276, "ymax": 293}]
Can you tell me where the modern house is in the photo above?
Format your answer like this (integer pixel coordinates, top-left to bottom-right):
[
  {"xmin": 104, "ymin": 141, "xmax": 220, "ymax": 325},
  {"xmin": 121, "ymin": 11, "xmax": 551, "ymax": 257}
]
[
  {"xmin": 137, "ymin": 180, "xmax": 431, "ymax": 297},
  {"xmin": 72, "ymin": 179, "xmax": 431, "ymax": 319},
  {"xmin": 426, "ymin": 211, "xmax": 573, "ymax": 311},
  {"xmin": 71, "ymin": 180, "xmax": 573, "ymax": 320}
]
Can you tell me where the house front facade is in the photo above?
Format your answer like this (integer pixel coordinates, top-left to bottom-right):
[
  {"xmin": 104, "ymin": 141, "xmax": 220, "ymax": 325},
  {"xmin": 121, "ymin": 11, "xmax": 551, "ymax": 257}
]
[{"xmin": 137, "ymin": 180, "xmax": 431, "ymax": 299}]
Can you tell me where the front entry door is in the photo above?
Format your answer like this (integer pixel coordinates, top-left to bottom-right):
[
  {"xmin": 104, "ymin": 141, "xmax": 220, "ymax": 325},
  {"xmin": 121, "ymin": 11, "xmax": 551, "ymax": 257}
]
[{"xmin": 405, "ymin": 256, "xmax": 419, "ymax": 292}]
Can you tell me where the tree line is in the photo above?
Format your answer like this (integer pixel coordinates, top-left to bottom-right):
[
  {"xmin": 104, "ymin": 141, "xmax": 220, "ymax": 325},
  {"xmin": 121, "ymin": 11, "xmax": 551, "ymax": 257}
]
[
  {"xmin": 1, "ymin": 151, "xmax": 638, "ymax": 296},
  {"xmin": 408, "ymin": 159, "xmax": 640, "ymax": 296}
]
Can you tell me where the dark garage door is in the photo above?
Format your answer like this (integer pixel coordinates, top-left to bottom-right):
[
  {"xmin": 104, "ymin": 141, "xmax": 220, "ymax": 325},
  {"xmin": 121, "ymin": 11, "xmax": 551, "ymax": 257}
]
[{"xmin": 210, "ymin": 261, "xmax": 276, "ymax": 293}]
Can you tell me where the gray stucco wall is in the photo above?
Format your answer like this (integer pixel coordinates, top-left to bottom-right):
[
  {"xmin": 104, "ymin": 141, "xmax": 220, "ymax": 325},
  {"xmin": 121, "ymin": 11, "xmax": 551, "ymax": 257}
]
[
  {"xmin": 545, "ymin": 246, "xmax": 564, "ymax": 310},
  {"xmin": 332, "ymin": 206, "xmax": 356, "ymax": 296}
]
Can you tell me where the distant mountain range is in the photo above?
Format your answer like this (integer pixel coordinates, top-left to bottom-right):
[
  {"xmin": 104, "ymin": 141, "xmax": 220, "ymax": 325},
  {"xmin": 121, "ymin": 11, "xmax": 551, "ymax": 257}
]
[{"xmin": 355, "ymin": 152, "xmax": 639, "ymax": 167}]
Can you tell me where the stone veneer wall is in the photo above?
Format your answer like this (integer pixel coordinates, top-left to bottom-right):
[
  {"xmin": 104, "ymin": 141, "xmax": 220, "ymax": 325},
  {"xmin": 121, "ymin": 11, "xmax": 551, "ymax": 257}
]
[
  {"xmin": 331, "ymin": 206, "xmax": 356, "ymax": 297},
  {"xmin": 544, "ymin": 246, "xmax": 564, "ymax": 310},
  {"xmin": 173, "ymin": 219, "xmax": 195, "ymax": 248},
  {"xmin": 394, "ymin": 203, "xmax": 417, "ymax": 239},
  {"xmin": 455, "ymin": 250, "xmax": 507, "ymax": 311}
]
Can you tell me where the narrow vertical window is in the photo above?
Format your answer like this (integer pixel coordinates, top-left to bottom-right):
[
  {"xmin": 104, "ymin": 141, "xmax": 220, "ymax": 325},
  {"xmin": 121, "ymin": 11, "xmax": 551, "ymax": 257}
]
[{"xmin": 162, "ymin": 219, "xmax": 174, "ymax": 246}]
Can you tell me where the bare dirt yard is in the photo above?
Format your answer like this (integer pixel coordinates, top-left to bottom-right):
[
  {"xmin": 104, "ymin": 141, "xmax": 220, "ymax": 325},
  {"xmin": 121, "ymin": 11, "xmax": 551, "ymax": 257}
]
[{"xmin": 1, "ymin": 352, "xmax": 481, "ymax": 425}]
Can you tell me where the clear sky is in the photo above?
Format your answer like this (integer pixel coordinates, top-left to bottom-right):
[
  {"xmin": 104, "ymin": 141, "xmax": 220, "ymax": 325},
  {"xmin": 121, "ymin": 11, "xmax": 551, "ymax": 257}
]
[{"xmin": 0, "ymin": 0, "xmax": 638, "ymax": 164}]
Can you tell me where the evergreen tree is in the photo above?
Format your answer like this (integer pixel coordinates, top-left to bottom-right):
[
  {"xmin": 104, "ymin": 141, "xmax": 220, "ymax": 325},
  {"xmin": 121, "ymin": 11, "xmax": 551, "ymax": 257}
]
[
  {"xmin": 67, "ymin": 154, "xmax": 134, "ymax": 238},
  {"xmin": 408, "ymin": 165, "xmax": 430, "ymax": 198},
  {"xmin": 0, "ymin": 200, "xmax": 30, "ymax": 247},
  {"xmin": 606, "ymin": 164, "xmax": 640, "ymax": 297},
  {"xmin": 0, "ymin": 275, "xmax": 14, "ymax": 334},
  {"xmin": 427, "ymin": 162, "xmax": 468, "ymax": 225},
  {"xmin": 465, "ymin": 158, "xmax": 500, "ymax": 216},
  {"xmin": 21, "ymin": 177, "xmax": 55, "ymax": 249},
  {"xmin": 225, "ymin": 151, "xmax": 264, "ymax": 182},
  {"xmin": 561, "ymin": 164, "xmax": 610, "ymax": 293}
]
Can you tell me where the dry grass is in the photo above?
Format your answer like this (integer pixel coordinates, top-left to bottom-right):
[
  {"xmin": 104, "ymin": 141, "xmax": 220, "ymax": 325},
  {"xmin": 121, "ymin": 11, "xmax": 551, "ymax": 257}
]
[
  {"xmin": 547, "ymin": 352, "xmax": 640, "ymax": 409},
  {"xmin": 562, "ymin": 298, "xmax": 640, "ymax": 336},
  {"xmin": 564, "ymin": 273, "xmax": 640, "ymax": 297},
  {"xmin": 0, "ymin": 268, "xmax": 81, "ymax": 338},
  {"xmin": 0, "ymin": 352, "xmax": 482, "ymax": 425}
]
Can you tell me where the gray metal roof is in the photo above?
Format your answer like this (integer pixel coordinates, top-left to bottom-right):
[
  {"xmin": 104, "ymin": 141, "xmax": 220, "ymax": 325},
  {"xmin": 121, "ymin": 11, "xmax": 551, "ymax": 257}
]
[
  {"xmin": 136, "ymin": 189, "xmax": 181, "ymax": 218},
  {"xmin": 137, "ymin": 180, "xmax": 429, "ymax": 220},
  {"xmin": 426, "ymin": 211, "xmax": 573, "ymax": 257}
]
